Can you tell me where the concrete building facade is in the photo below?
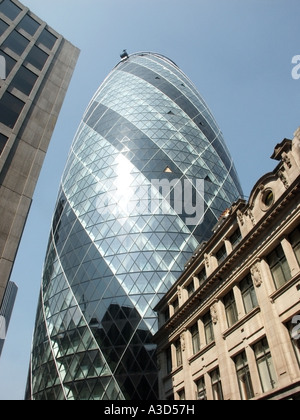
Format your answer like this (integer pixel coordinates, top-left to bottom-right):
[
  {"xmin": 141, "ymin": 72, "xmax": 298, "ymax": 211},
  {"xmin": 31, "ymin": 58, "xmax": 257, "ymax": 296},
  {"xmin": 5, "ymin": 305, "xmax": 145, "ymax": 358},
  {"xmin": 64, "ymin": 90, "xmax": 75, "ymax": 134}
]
[
  {"xmin": 154, "ymin": 128, "xmax": 300, "ymax": 401},
  {"xmin": 0, "ymin": 0, "xmax": 79, "ymax": 312}
]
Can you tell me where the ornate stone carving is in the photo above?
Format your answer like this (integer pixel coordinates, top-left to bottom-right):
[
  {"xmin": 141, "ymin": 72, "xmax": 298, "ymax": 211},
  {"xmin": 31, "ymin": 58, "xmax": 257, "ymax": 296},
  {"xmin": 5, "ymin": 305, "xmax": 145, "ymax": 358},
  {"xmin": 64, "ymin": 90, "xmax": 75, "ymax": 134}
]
[
  {"xmin": 204, "ymin": 253, "xmax": 210, "ymax": 268},
  {"xmin": 210, "ymin": 302, "xmax": 218, "ymax": 325},
  {"xmin": 250, "ymin": 260, "xmax": 263, "ymax": 287},
  {"xmin": 180, "ymin": 330, "xmax": 186, "ymax": 352},
  {"xmin": 282, "ymin": 152, "xmax": 292, "ymax": 169},
  {"xmin": 247, "ymin": 208, "xmax": 256, "ymax": 226},
  {"xmin": 278, "ymin": 168, "xmax": 289, "ymax": 189},
  {"xmin": 177, "ymin": 286, "xmax": 182, "ymax": 299},
  {"xmin": 237, "ymin": 209, "xmax": 245, "ymax": 226}
]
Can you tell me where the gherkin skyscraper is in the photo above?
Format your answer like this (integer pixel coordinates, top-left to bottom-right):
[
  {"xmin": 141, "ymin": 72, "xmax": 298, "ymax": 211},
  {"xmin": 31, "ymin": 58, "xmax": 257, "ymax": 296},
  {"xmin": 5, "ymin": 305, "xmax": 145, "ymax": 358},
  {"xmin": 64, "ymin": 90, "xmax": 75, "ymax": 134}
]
[{"xmin": 26, "ymin": 52, "xmax": 243, "ymax": 400}]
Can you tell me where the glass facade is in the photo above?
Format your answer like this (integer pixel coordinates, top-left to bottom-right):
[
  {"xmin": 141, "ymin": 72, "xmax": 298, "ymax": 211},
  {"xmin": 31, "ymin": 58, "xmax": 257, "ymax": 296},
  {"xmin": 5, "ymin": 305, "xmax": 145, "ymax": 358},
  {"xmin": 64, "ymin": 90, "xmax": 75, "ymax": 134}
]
[{"xmin": 27, "ymin": 52, "xmax": 243, "ymax": 400}]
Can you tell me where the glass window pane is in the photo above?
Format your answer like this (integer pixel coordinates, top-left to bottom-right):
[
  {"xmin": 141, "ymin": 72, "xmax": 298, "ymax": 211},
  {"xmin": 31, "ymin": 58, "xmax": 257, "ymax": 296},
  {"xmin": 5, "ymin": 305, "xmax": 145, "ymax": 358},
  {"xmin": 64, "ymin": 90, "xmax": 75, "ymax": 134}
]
[
  {"xmin": 37, "ymin": 28, "xmax": 57, "ymax": 50},
  {"xmin": 191, "ymin": 323, "xmax": 200, "ymax": 355},
  {"xmin": 0, "ymin": 18, "xmax": 8, "ymax": 36},
  {"xmin": 267, "ymin": 245, "xmax": 291, "ymax": 289},
  {"xmin": 203, "ymin": 312, "xmax": 214, "ymax": 345},
  {"xmin": 289, "ymin": 226, "xmax": 300, "ymax": 266},
  {"xmin": 186, "ymin": 280, "xmax": 195, "ymax": 297},
  {"xmin": 197, "ymin": 268, "xmax": 207, "ymax": 286},
  {"xmin": 224, "ymin": 290, "xmax": 238, "ymax": 328},
  {"xmin": 254, "ymin": 338, "xmax": 278, "ymax": 393},
  {"xmin": 234, "ymin": 351, "xmax": 254, "ymax": 400},
  {"xmin": 216, "ymin": 244, "xmax": 227, "ymax": 264},
  {"xmin": 0, "ymin": 133, "xmax": 8, "ymax": 154},
  {"xmin": 10, "ymin": 65, "xmax": 38, "ymax": 95},
  {"xmin": 0, "ymin": 0, "xmax": 21, "ymax": 20},
  {"xmin": 240, "ymin": 274, "xmax": 258, "ymax": 314},
  {"xmin": 0, "ymin": 92, "xmax": 25, "ymax": 128},
  {"xmin": 25, "ymin": 45, "xmax": 48, "ymax": 70},
  {"xmin": 0, "ymin": 50, "xmax": 17, "ymax": 76},
  {"xmin": 17, "ymin": 14, "xmax": 40, "ymax": 36},
  {"xmin": 196, "ymin": 377, "xmax": 207, "ymax": 401},
  {"xmin": 211, "ymin": 368, "xmax": 223, "ymax": 401},
  {"xmin": 2, "ymin": 30, "xmax": 30, "ymax": 55},
  {"xmin": 230, "ymin": 228, "xmax": 242, "ymax": 249},
  {"xmin": 175, "ymin": 339, "xmax": 182, "ymax": 367}
]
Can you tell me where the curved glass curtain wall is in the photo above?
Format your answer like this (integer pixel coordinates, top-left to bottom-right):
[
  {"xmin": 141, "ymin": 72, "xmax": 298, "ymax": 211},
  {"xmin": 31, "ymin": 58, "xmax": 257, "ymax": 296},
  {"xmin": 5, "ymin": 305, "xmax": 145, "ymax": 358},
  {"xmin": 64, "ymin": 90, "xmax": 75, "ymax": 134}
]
[{"xmin": 26, "ymin": 52, "xmax": 243, "ymax": 400}]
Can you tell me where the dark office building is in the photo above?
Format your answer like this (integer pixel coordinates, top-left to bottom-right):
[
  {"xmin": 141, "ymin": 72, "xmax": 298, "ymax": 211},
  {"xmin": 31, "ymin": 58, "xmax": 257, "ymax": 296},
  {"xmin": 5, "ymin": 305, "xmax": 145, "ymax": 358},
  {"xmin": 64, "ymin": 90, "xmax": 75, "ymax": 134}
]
[{"xmin": 0, "ymin": 0, "xmax": 79, "ymax": 348}]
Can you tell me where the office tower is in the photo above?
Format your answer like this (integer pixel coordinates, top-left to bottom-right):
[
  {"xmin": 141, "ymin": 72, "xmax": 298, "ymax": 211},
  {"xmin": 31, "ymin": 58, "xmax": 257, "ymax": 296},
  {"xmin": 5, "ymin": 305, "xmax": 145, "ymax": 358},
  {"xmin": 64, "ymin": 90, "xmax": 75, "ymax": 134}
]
[
  {"xmin": 0, "ymin": 0, "xmax": 79, "ymax": 331},
  {"xmin": 26, "ymin": 52, "xmax": 243, "ymax": 400}
]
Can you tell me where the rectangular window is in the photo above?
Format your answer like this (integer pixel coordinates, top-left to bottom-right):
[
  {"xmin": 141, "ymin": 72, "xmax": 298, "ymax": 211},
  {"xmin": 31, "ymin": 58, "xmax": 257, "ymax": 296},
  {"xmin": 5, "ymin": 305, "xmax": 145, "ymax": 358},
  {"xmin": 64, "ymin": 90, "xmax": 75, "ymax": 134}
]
[
  {"xmin": 234, "ymin": 351, "xmax": 255, "ymax": 400},
  {"xmin": 203, "ymin": 311, "xmax": 214, "ymax": 345},
  {"xmin": 254, "ymin": 338, "xmax": 278, "ymax": 393},
  {"xmin": 267, "ymin": 245, "xmax": 291, "ymax": 289},
  {"xmin": 0, "ymin": 0, "xmax": 22, "ymax": 21},
  {"xmin": 0, "ymin": 19, "xmax": 8, "ymax": 36},
  {"xmin": 196, "ymin": 377, "xmax": 207, "ymax": 401},
  {"xmin": 0, "ymin": 92, "xmax": 25, "ymax": 128},
  {"xmin": 2, "ymin": 30, "xmax": 29, "ymax": 55},
  {"xmin": 224, "ymin": 290, "xmax": 238, "ymax": 328},
  {"xmin": 163, "ymin": 307, "xmax": 170, "ymax": 323},
  {"xmin": 17, "ymin": 15, "xmax": 40, "ymax": 36},
  {"xmin": 172, "ymin": 297, "xmax": 179, "ymax": 314},
  {"xmin": 37, "ymin": 28, "xmax": 57, "ymax": 50},
  {"xmin": 166, "ymin": 347, "xmax": 172, "ymax": 375},
  {"xmin": 216, "ymin": 244, "xmax": 227, "ymax": 265},
  {"xmin": 175, "ymin": 339, "xmax": 182, "ymax": 367},
  {"xmin": 230, "ymin": 228, "xmax": 242, "ymax": 249},
  {"xmin": 25, "ymin": 45, "xmax": 49, "ymax": 71},
  {"xmin": 0, "ymin": 133, "xmax": 8, "ymax": 154},
  {"xmin": 0, "ymin": 50, "xmax": 17, "ymax": 76},
  {"xmin": 289, "ymin": 226, "xmax": 300, "ymax": 266},
  {"xmin": 186, "ymin": 280, "xmax": 195, "ymax": 297},
  {"xmin": 210, "ymin": 368, "xmax": 224, "ymax": 401},
  {"xmin": 178, "ymin": 389, "xmax": 185, "ymax": 400},
  {"xmin": 197, "ymin": 267, "xmax": 207, "ymax": 286},
  {"xmin": 240, "ymin": 274, "xmax": 258, "ymax": 314},
  {"xmin": 191, "ymin": 322, "xmax": 200, "ymax": 355},
  {"xmin": 10, "ymin": 65, "xmax": 38, "ymax": 96}
]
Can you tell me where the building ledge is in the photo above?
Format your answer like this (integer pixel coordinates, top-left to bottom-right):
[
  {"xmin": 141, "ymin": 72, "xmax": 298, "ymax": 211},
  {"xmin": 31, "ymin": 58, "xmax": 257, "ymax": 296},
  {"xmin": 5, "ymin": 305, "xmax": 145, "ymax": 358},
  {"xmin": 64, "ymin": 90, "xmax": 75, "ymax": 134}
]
[
  {"xmin": 222, "ymin": 306, "xmax": 261, "ymax": 339},
  {"xmin": 270, "ymin": 272, "xmax": 300, "ymax": 303},
  {"xmin": 188, "ymin": 341, "xmax": 216, "ymax": 365}
]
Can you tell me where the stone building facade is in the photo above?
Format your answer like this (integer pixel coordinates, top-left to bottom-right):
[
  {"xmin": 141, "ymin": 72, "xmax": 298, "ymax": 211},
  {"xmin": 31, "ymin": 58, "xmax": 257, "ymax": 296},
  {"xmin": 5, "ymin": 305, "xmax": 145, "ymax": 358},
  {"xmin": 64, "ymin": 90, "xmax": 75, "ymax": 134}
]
[{"xmin": 154, "ymin": 128, "xmax": 300, "ymax": 401}]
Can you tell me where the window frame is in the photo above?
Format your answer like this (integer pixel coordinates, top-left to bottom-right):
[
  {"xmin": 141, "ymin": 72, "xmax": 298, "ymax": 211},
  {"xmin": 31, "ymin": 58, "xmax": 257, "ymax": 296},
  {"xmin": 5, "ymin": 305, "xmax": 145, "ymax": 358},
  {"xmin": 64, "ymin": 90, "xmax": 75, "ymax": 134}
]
[
  {"xmin": 203, "ymin": 311, "xmax": 215, "ymax": 345},
  {"xmin": 240, "ymin": 273, "xmax": 258, "ymax": 314},
  {"xmin": 253, "ymin": 338, "xmax": 278, "ymax": 393},
  {"xmin": 210, "ymin": 368, "xmax": 224, "ymax": 401},
  {"xmin": 234, "ymin": 351, "xmax": 255, "ymax": 400},
  {"xmin": 289, "ymin": 226, "xmax": 300, "ymax": 266},
  {"xmin": 267, "ymin": 244, "xmax": 291, "ymax": 290},
  {"xmin": 190, "ymin": 322, "xmax": 201, "ymax": 355},
  {"xmin": 223, "ymin": 290, "xmax": 238, "ymax": 328}
]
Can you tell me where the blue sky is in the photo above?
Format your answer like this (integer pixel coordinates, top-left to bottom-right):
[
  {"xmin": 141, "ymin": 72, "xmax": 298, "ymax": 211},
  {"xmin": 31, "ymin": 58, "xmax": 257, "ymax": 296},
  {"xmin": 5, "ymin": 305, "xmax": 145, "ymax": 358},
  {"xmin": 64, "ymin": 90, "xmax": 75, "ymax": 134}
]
[{"xmin": 0, "ymin": 0, "xmax": 299, "ymax": 400}]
